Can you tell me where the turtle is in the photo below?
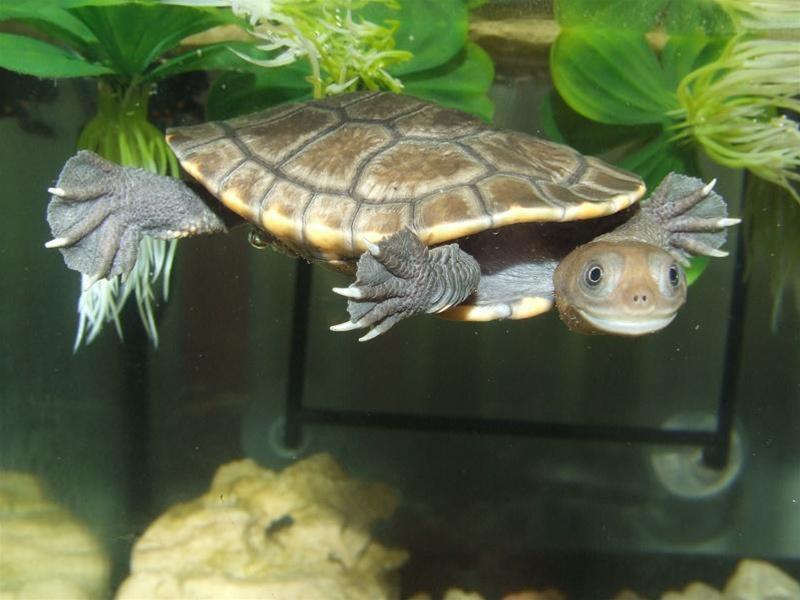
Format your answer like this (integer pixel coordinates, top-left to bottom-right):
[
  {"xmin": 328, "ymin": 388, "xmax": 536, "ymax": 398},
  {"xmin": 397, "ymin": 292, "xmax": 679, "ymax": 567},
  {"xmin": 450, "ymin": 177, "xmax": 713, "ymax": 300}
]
[{"xmin": 45, "ymin": 91, "xmax": 739, "ymax": 341}]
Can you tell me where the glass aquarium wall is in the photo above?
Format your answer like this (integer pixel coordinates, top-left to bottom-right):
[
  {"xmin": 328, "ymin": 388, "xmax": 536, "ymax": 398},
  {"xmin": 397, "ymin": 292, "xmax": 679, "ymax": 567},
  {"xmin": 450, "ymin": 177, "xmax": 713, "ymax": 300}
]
[{"xmin": 1, "ymin": 1, "xmax": 798, "ymax": 598}]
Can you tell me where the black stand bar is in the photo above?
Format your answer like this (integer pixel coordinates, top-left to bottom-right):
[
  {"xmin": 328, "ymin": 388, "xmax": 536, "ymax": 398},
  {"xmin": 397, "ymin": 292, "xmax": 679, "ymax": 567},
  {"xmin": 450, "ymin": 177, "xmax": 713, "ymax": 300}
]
[
  {"xmin": 291, "ymin": 406, "xmax": 720, "ymax": 446},
  {"xmin": 284, "ymin": 259, "xmax": 313, "ymax": 449},
  {"xmin": 701, "ymin": 181, "xmax": 749, "ymax": 468}
]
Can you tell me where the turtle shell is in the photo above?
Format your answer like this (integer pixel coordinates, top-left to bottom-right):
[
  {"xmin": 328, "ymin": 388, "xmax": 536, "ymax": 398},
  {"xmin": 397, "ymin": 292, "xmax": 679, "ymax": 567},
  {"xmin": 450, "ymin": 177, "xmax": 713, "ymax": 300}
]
[{"xmin": 166, "ymin": 91, "xmax": 645, "ymax": 262}]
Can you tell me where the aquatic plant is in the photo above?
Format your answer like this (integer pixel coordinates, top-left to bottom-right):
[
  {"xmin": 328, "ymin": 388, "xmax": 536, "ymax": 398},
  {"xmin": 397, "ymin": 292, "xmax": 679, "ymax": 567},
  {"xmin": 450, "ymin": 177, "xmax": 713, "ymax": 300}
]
[
  {"xmin": 169, "ymin": 0, "xmax": 412, "ymax": 98},
  {"xmin": 550, "ymin": 0, "xmax": 799, "ymax": 197},
  {"xmin": 672, "ymin": 36, "xmax": 800, "ymax": 203},
  {"xmin": 715, "ymin": 0, "xmax": 800, "ymax": 30},
  {"xmin": 548, "ymin": 1, "xmax": 728, "ymax": 180}
]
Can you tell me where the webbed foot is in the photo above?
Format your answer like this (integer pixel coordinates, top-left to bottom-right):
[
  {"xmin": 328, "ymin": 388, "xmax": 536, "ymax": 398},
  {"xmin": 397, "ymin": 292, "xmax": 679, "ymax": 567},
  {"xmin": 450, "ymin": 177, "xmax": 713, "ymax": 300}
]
[
  {"xmin": 642, "ymin": 174, "xmax": 740, "ymax": 265},
  {"xmin": 46, "ymin": 150, "xmax": 226, "ymax": 283},
  {"xmin": 330, "ymin": 228, "xmax": 480, "ymax": 341}
]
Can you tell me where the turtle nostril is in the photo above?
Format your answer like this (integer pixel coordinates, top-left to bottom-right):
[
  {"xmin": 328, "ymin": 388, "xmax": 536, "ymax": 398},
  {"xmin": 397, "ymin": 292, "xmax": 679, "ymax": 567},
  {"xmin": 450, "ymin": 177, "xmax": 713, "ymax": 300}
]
[{"xmin": 632, "ymin": 294, "xmax": 648, "ymax": 303}]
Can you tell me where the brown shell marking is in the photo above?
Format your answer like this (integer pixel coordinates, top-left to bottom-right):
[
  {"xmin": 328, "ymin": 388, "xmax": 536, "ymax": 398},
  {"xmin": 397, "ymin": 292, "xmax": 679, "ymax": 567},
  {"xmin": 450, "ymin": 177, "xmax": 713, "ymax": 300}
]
[{"xmin": 166, "ymin": 92, "xmax": 645, "ymax": 260}]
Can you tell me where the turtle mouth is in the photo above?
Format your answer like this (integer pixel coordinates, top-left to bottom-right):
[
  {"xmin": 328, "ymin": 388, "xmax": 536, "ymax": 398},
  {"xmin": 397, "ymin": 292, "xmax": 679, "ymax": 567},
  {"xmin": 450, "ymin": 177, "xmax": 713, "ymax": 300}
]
[{"xmin": 576, "ymin": 309, "xmax": 676, "ymax": 336}]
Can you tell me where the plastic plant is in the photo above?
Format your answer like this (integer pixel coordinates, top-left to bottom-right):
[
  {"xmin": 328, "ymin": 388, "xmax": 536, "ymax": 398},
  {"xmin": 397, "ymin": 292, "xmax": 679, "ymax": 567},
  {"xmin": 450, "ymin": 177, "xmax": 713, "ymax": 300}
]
[
  {"xmin": 715, "ymin": 0, "xmax": 800, "ymax": 30},
  {"xmin": 548, "ymin": 0, "xmax": 799, "ymax": 201},
  {"xmin": 672, "ymin": 36, "xmax": 800, "ymax": 202},
  {"xmin": 175, "ymin": 0, "xmax": 412, "ymax": 98}
]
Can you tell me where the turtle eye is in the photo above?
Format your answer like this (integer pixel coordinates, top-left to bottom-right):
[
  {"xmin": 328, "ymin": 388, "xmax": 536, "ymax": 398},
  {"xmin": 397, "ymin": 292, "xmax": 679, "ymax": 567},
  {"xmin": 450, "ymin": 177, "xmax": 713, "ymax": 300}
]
[
  {"xmin": 668, "ymin": 263, "xmax": 681, "ymax": 288},
  {"xmin": 584, "ymin": 263, "xmax": 604, "ymax": 287}
]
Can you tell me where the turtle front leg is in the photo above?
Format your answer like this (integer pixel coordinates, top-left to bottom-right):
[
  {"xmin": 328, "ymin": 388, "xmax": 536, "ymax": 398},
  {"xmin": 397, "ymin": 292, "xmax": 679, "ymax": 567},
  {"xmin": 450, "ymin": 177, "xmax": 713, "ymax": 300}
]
[
  {"xmin": 601, "ymin": 173, "xmax": 741, "ymax": 265},
  {"xmin": 644, "ymin": 173, "xmax": 743, "ymax": 265},
  {"xmin": 330, "ymin": 228, "xmax": 481, "ymax": 341},
  {"xmin": 46, "ymin": 150, "xmax": 227, "ymax": 285}
]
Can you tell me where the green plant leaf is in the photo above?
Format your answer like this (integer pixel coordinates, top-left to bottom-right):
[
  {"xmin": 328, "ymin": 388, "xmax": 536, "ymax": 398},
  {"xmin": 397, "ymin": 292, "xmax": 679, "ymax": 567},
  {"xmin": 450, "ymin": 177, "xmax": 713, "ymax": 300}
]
[
  {"xmin": 661, "ymin": 33, "xmax": 727, "ymax": 90},
  {"xmin": 143, "ymin": 41, "xmax": 269, "ymax": 84},
  {"xmin": 539, "ymin": 89, "xmax": 660, "ymax": 155},
  {"xmin": 69, "ymin": 3, "xmax": 228, "ymax": 76},
  {"xmin": 665, "ymin": 0, "xmax": 734, "ymax": 35},
  {"xmin": 0, "ymin": 4, "xmax": 98, "ymax": 53},
  {"xmin": 682, "ymin": 255, "xmax": 709, "ymax": 286},
  {"xmin": 60, "ymin": 0, "xmax": 152, "ymax": 6},
  {"xmin": 620, "ymin": 131, "xmax": 699, "ymax": 190},
  {"xmin": 0, "ymin": 33, "xmax": 111, "ymax": 77},
  {"xmin": 62, "ymin": 0, "xmax": 167, "ymax": 7},
  {"xmin": 206, "ymin": 63, "xmax": 312, "ymax": 121},
  {"xmin": 554, "ymin": 0, "xmax": 733, "ymax": 34},
  {"xmin": 554, "ymin": 0, "xmax": 669, "ymax": 30},
  {"xmin": 551, "ymin": 28, "xmax": 678, "ymax": 126},
  {"xmin": 403, "ymin": 42, "xmax": 494, "ymax": 121},
  {"xmin": 360, "ymin": 0, "xmax": 468, "ymax": 76}
]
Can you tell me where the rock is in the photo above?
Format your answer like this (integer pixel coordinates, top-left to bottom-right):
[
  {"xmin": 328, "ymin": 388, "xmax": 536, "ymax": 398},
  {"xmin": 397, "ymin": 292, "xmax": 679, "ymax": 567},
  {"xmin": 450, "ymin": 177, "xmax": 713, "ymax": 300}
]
[
  {"xmin": 655, "ymin": 558, "xmax": 799, "ymax": 600},
  {"xmin": 0, "ymin": 471, "xmax": 110, "ymax": 600},
  {"xmin": 407, "ymin": 589, "xmax": 487, "ymax": 600},
  {"xmin": 662, "ymin": 582, "xmax": 721, "ymax": 600},
  {"xmin": 117, "ymin": 454, "xmax": 408, "ymax": 599},
  {"xmin": 443, "ymin": 590, "xmax": 488, "ymax": 600},
  {"xmin": 724, "ymin": 559, "xmax": 800, "ymax": 600},
  {"xmin": 408, "ymin": 587, "xmax": 564, "ymax": 600},
  {"xmin": 503, "ymin": 591, "xmax": 566, "ymax": 600}
]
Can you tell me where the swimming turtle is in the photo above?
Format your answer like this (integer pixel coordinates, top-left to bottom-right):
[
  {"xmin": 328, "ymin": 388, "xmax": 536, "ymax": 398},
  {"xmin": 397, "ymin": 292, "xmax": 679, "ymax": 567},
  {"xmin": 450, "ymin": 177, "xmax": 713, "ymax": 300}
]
[{"xmin": 45, "ymin": 91, "xmax": 739, "ymax": 341}]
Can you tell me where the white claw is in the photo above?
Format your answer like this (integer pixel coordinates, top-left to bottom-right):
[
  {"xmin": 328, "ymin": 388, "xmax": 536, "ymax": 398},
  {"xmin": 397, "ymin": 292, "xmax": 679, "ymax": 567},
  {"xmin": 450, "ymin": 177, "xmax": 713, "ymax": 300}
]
[
  {"xmin": 332, "ymin": 286, "xmax": 364, "ymax": 299},
  {"xmin": 717, "ymin": 218, "xmax": 742, "ymax": 227},
  {"xmin": 702, "ymin": 179, "xmax": 717, "ymax": 196},
  {"xmin": 706, "ymin": 248, "xmax": 729, "ymax": 258},
  {"xmin": 358, "ymin": 328, "xmax": 383, "ymax": 342},
  {"xmin": 48, "ymin": 187, "xmax": 66, "ymax": 197},
  {"xmin": 330, "ymin": 320, "xmax": 363, "ymax": 332},
  {"xmin": 44, "ymin": 237, "xmax": 71, "ymax": 249},
  {"xmin": 363, "ymin": 238, "xmax": 381, "ymax": 256},
  {"xmin": 82, "ymin": 273, "xmax": 103, "ymax": 291}
]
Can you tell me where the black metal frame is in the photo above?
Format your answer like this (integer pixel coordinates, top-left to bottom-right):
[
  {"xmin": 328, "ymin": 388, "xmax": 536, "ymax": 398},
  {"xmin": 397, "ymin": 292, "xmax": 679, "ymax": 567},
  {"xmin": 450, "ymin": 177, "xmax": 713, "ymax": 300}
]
[{"xmin": 281, "ymin": 227, "xmax": 748, "ymax": 471}]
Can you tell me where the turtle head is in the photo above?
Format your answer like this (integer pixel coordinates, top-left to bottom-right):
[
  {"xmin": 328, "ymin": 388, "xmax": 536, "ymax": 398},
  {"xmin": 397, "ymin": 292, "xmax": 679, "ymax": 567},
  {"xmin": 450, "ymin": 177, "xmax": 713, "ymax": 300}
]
[{"xmin": 553, "ymin": 240, "xmax": 687, "ymax": 336}]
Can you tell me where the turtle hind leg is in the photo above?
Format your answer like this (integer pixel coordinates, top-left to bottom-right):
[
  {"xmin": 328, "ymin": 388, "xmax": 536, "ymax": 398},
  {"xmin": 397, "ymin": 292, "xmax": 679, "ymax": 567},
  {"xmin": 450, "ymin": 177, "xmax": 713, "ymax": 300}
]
[
  {"xmin": 330, "ymin": 228, "xmax": 481, "ymax": 341},
  {"xmin": 46, "ymin": 150, "xmax": 227, "ymax": 281},
  {"xmin": 643, "ymin": 174, "xmax": 741, "ymax": 264}
]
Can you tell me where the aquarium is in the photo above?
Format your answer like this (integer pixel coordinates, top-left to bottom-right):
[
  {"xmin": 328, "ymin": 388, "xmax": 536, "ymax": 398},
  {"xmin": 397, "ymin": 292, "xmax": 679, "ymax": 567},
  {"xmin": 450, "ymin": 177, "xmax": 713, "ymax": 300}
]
[{"xmin": 1, "ymin": 0, "xmax": 798, "ymax": 598}]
